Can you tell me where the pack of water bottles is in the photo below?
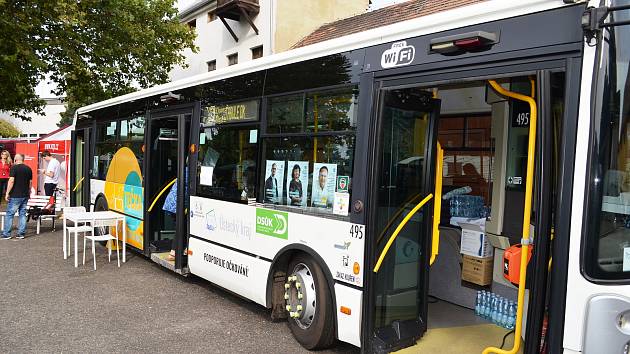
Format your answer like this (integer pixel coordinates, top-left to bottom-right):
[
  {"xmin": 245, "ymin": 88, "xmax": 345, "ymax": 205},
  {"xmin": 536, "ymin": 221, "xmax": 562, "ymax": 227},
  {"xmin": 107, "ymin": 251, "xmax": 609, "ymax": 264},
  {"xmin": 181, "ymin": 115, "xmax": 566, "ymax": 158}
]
[
  {"xmin": 449, "ymin": 195, "xmax": 488, "ymax": 218},
  {"xmin": 474, "ymin": 290, "xmax": 517, "ymax": 329}
]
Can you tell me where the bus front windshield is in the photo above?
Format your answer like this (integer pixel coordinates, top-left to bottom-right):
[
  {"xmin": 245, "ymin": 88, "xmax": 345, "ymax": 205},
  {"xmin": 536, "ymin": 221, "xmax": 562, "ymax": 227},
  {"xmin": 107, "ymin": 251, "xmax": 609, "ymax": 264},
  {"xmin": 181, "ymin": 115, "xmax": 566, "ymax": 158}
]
[{"xmin": 586, "ymin": 0, "xmax": 630, "ymax": 281}]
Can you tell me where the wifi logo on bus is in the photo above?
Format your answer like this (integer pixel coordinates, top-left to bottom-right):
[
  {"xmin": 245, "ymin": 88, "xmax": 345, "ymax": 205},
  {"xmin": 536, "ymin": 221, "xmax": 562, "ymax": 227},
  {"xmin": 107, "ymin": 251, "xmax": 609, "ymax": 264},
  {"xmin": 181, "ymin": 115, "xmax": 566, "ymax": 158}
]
[
  {"xmin": 256, "ymin": 208, "xmax": 288, "ymax": 240},
  {"xmin": 381, "ymin": 41, "xmax": 415, "ymax": 69}
]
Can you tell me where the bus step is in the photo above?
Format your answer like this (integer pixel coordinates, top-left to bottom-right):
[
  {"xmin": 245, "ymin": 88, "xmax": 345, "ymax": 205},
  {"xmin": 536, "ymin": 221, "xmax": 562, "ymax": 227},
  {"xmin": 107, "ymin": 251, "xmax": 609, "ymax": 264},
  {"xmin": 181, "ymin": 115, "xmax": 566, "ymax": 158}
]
[{"xmin": 150, "ymin": 252, "xmax": 190, "ymax": 276}]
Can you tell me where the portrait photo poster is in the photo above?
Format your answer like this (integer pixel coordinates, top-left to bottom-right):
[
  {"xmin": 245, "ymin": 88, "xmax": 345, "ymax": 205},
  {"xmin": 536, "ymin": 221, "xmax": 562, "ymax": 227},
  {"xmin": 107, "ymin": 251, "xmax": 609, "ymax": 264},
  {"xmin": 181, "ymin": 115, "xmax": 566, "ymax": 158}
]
[
  {"xmin": 264, "ymin": 160, "xmax": 285, "ymax": 204},
  {"xmin": 286, "ymin": 161, "xmax": 309, "ymax": 207},
  {"xmin": 311, "ymin": 163, "xmax": 337, "ymax": 209}
]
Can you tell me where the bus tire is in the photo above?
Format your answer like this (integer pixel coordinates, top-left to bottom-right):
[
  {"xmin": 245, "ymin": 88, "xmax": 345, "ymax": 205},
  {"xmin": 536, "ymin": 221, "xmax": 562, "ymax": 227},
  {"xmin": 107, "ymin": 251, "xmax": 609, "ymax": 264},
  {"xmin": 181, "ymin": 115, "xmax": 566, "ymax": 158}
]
[
  {"xmin": 286, "ymin": 254, "xmax": 335, "ymax": 350},
  {"xmin": 94, "ymin": 195, "xmax": 108, "ymax": 212},
  {"xmin": 93, "ymin": 196, "xmax": 109, "ymax": 238}
]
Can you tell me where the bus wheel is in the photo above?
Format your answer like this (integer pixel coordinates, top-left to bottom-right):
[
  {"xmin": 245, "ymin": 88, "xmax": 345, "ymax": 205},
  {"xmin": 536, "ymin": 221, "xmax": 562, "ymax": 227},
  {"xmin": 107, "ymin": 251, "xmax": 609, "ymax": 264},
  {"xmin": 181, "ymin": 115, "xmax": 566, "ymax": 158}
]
[
  {"xmin": 94, "ymin": 196, "xmax": 108, "ymax": 212},
  {"xmin": 93, "ymin": 197, "xmax": 109, "ymax": 238},
  {"xmin": 285, "ymin": 254, "xmax": 335, "ymax": 350}
]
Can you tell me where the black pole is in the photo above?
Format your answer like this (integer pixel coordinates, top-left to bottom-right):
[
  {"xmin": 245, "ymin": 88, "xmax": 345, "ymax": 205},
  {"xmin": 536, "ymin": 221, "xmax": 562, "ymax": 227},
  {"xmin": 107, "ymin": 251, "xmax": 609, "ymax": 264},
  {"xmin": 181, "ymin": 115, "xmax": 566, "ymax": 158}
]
[
  {"xmin": 175, "ymin": 113, "xmax": 187, "ymax": 271},
  {"xmin": 524, "ymin": 71, "xmax": 554, "ymax": 354}
]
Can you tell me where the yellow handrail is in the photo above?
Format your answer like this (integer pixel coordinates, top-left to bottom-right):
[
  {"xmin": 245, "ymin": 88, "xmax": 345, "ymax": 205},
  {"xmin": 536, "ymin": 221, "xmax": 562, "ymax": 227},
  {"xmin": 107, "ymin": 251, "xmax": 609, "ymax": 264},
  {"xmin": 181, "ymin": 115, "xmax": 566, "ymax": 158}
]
[
  {"xmin": 375, "ymin": 193, "xmax": 423, "ymax": 245},
  {"xmin": 430, "ymin": 142, "xmax": 444, "ymax": 265},
  {"xmin": 72, "ymin": 176, "xmax": 85, "ymax": 192},
  {"xmin": 147, "ymin": 178, "xmax": 177, "ymax": 212},
  {"xmin": 483, "ymin": 79, "xmax": 537, "ymax": 354},
  {"xmin": 373, "ymin": 193, "xmax": 434, "ymax": 273}
]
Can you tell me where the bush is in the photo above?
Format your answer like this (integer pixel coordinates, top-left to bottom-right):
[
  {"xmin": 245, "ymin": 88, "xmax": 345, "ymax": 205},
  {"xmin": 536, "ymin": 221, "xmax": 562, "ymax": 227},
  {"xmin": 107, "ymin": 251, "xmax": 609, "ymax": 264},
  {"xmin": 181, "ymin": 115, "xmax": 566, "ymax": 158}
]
[{"xmin": 0, "ymin": 119, "xmax": 21, "ymax": 138}]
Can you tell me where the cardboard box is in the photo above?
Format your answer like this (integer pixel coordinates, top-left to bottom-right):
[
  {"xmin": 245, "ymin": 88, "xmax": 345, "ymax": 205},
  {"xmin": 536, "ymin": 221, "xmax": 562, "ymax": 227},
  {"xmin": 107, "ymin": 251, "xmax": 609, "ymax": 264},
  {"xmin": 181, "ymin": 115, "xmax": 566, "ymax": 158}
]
[
  {"xmin": 460, "ymin": 222, "xmax": 494, "ymax": 258},
  {"xmin": 462, "ymin": 255, "xmax": 493, "ymax": 286}
]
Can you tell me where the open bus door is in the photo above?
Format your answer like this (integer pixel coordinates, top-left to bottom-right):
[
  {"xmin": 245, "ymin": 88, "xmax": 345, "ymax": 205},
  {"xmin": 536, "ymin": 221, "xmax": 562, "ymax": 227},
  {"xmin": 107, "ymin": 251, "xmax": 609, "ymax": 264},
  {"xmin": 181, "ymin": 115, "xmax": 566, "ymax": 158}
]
[
  {"xmin": 366, "ymin": 86, "xmax": 440, "ymax": 353},
  {"xmin": 70, "ymin": 128, "xmax": 90, "ymax": 209},
  {"xmin": 360, "ymin": 66, "xmax": 561, "ymax": 353},
  {"xmin": 144, "ymin": 103, "xmax": 200, "ymax": 273}
]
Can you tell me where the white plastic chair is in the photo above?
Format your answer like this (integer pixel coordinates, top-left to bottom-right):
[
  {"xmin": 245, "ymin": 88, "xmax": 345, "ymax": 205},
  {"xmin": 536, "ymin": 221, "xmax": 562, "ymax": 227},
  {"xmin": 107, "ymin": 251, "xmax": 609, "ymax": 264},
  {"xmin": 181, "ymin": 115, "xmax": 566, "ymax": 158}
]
[
  {"xmin": 83, "ymin": 217, "xmax": 120, "ymax": 270},
  {"xmin": 63, "ymin": 206, "xmax": 92, "ymax": 259}
]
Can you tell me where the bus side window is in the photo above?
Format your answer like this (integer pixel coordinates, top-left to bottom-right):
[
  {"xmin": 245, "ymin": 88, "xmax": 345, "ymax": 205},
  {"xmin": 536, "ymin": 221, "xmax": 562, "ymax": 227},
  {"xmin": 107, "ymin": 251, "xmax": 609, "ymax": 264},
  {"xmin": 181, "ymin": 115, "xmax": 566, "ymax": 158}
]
[
  {"xmin": 261, "ymin": 86, "xmax": 357, "ymax": 218},
  {"xmin": 196, "ymin": 125, "xmax": 258, "ymax": 203},
  {"xmin": 261, "ymin": 135, "xmax": 355, "ymax": 217}
]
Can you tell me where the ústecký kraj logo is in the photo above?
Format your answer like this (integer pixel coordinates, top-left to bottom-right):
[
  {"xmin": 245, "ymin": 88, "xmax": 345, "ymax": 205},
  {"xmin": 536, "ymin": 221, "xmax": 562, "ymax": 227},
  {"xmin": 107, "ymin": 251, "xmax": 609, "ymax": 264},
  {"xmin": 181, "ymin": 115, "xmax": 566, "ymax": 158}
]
[
  {"xmin": 256, "ymin": 208, "xmax": 288, "ymax": 239},
  {"xmin": 381, "ymin": 41, "xmax": 415, "ymax": 69},
  {"xmin": 334, "ymin": 241, "xmax": 351, "ymax": 250},
  {"xmin": 206, "ymin": 209, "xmax": 217, "ymax": 231}
]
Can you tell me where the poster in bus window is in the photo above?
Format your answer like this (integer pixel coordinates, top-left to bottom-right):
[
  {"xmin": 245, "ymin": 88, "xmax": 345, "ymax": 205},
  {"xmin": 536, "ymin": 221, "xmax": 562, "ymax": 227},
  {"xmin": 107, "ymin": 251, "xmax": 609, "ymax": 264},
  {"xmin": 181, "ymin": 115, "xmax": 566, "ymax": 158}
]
[
  {"xmin": 264, "ymin": 160, "xmax": 285, "ymax": 204},
  {"xmin": 311, "ymin": 163, "xmax": 337, "ymax": 209},
  {"xmin": 199, "ymin": 146, "xmax": 219, "ymax": 186},
  {"xmin": 285, "ymin": 161, "xmax": 308, "ymax": 207}
]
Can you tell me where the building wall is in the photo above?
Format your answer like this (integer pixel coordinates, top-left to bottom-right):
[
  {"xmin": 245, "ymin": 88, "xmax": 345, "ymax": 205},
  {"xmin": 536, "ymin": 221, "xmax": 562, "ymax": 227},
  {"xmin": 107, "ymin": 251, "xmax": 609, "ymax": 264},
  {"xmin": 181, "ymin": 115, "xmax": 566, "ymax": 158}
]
[
  {"xmin": 273, "ymin": 0, "xmax": 369, "ymax": 53},
  {"xmin": 169, "ymin": 1, "xmax": 272, "ymax": 81},
  {"xmin": 0, "ymin": 98, "xmax": 65, "ymax": 141},
  {"xmin": 170, "ymin": 0, "xmax": 369, "ymax": 81}
]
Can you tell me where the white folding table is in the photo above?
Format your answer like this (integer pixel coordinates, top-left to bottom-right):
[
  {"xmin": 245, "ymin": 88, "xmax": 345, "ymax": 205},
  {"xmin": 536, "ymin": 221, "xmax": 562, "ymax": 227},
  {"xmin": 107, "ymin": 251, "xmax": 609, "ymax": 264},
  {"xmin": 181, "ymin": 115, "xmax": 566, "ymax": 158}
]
[{"xmin": 63, "ymin": 211, "xmax": 127, "ymax": 267}]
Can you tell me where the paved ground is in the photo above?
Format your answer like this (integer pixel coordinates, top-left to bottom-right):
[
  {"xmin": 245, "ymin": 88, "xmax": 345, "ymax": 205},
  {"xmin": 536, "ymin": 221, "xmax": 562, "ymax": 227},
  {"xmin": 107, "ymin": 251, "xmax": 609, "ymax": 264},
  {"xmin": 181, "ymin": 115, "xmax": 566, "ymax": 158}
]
[{"xmin": 0, "ymin": 224, "xmax": 359, "ymax": 353}]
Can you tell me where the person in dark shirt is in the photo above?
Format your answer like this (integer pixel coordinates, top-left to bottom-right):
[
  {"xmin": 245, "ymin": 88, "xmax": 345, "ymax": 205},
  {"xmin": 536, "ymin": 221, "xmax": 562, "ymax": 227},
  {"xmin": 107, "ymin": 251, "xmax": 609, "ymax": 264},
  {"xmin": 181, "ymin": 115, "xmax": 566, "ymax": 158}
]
[{"xmin": 2, "ymin": 154, "xmax": 33, "ymax": 239}]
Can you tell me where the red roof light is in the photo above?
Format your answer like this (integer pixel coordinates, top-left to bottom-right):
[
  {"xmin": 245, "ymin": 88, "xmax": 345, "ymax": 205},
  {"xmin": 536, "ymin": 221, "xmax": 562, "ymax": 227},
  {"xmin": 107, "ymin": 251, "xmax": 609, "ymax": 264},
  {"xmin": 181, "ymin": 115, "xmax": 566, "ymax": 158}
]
[{"xmin": 454, "ymin": 37, "xmax": 483, "ymax": 49}]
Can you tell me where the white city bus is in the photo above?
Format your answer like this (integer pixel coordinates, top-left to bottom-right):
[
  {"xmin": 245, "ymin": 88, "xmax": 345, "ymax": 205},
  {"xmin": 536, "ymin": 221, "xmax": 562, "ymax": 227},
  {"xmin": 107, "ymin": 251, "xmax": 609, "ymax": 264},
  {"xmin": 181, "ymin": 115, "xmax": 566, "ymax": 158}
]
[{"xmin": 70, "ymin": 0, "xmax": 630, "ymax": 352}]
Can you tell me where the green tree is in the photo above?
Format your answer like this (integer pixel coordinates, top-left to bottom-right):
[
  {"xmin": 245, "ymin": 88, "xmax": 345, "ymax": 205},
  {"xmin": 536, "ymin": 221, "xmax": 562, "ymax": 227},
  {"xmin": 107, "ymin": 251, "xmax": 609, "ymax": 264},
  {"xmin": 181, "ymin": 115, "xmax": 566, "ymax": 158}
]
[
  {"xmin": 0, "ymin": 119, "xmax": 22, "ymax": 138},
  {"xmin": 0, "ymin": 0, "xmax": 196, "ymax": 124}
]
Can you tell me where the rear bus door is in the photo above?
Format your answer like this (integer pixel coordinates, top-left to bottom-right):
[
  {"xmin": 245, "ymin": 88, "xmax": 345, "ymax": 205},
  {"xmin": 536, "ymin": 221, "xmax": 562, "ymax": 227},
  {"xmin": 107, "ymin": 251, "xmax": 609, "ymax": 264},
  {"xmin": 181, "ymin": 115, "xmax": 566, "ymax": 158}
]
[{"xmin": 144, "ymin": 103, "xmax": 200, "ymax": 271}]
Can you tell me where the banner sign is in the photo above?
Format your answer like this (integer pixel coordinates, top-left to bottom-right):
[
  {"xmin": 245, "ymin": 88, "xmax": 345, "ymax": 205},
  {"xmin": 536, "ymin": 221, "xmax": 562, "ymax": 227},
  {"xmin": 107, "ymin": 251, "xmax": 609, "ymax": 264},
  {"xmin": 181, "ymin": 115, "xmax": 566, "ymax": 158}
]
[{"xmin": 203, "ymin": 100, "xmax": 259, "ymax": 125}]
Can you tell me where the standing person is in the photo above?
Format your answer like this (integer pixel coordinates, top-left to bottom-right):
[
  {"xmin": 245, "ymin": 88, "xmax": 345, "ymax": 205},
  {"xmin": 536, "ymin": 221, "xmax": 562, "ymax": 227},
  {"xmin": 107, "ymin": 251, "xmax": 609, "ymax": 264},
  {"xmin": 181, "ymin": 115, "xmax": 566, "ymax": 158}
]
[
  {"xmin": 162, "ymin": 168, "xmax": 188, "ymax": 261},
  {"xmin": 41, "ymin": 150, "xmax": 60, "ymax": 196},
  {"xmin": 0, "ymin": 150, "xmax": 12, "ymax": 206},
  {"xmin": 2, "ymin": 154, "xmax": 32, "ymax": 239}
]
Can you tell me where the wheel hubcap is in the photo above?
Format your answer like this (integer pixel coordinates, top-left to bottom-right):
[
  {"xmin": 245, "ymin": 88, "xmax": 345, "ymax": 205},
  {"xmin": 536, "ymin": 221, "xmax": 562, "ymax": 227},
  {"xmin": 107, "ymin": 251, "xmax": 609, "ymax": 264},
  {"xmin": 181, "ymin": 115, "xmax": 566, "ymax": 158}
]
[{"xmin": 285, "ymin": 263, "xmax": 317, "ymax": 329}]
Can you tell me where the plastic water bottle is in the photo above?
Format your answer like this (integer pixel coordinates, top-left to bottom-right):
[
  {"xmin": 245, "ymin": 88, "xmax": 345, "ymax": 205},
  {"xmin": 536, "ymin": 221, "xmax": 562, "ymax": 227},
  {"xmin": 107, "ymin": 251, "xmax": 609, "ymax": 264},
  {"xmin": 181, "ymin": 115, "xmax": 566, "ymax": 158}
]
[
  {"xmin": 489, "ymin": 294, "xmax": 497, "ymax": 321},
  {"xmin": 493, "ymin": 297, "xmax": 502, "ymax": 325},
  {"xmin": 500, "ymin": 299, "xmax": 510, "ymax": 328},
  {"xmin": 482, "ymin": 291, "xmax": 490, "ymax": 319},
  {"xmin": 491, "ymin": 294, "xmax": 498, "ymax": 321},
  {"xmin": 483, "ymin": 291, "xmax": 489, "ymax": 316},
  {"xmin": 492, "ymin": 296, "xmax": 503, "ymax": 326},
  {"xmin": 507, "ymin": 301, "xmax": 517, "ymax": 330},
  {"xmin": 475, "ymin": 291, "xmax": 482, "ymax": 316},
  {"xmin": 479, "ymin": 290, "xmax": 488, "ymax": 317},
  {"xmin": 451, "ymin": 196, "xmax": 460, "ymax": 216},
  {"xmin": 490, "ymin": 295, "xmax": 496, "ymax": 322},
  {"xmin": 442, "ymin": 186, "xmax": 472, "ymax": 200},
  {"xmin": 499, "ymin": 299, "xmax": 507, "ymax": 328}
]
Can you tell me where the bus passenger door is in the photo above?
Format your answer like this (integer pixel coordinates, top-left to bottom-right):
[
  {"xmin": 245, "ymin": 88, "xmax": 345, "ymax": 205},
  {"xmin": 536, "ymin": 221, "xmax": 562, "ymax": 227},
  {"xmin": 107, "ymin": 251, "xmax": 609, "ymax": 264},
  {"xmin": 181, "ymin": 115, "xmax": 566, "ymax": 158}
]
[
  {"xmin": 70, "ymin": 128, "xmax": 90, "ymax": 209},
  {"xmin": 367, "ymin": 86, "xmax": 440, "ymax": 352},
  {"xmin": 145, "ymin": 105, "xmax": 197, "ymax": 271}
]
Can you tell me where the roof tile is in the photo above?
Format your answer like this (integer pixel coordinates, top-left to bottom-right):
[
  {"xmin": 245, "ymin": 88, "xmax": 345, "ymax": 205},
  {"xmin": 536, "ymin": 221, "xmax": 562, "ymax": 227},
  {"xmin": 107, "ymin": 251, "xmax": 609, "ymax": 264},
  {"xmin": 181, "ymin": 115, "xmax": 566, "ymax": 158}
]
[{"xmin": 293, "ymin": 0, "xmax": 487, "ymax": 48}]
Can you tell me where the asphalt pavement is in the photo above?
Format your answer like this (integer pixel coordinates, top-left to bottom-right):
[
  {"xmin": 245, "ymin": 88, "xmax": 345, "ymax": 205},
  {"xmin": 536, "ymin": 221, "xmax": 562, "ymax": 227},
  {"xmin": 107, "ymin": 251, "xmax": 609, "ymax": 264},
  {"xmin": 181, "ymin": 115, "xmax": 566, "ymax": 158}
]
[{"xmin": 0, "ymin": 223, "xmax": 359, "ymax": 353}]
